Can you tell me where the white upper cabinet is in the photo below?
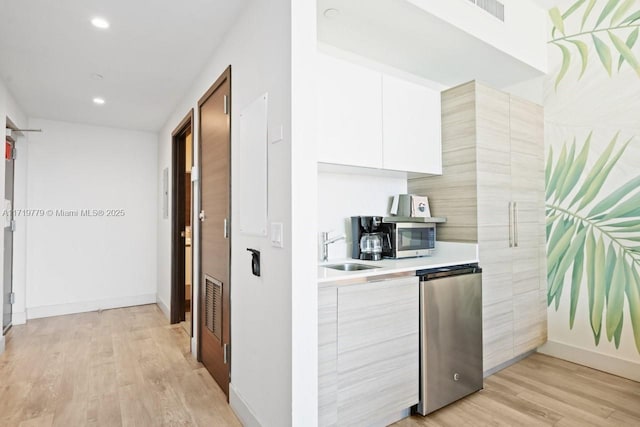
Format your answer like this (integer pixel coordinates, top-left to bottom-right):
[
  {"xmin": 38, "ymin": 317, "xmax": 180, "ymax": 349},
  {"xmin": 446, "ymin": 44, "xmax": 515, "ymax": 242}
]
[
  {"xmin": 317, "ymin": 53, "xmax": 442, "ymax": 175},
  {"xmin": 382, "ymin": 75, "xmax": 442, "ymax": 174},
  {"xmin": 317, "ymin": 53, "xmax": 383, "ymax": 169}
]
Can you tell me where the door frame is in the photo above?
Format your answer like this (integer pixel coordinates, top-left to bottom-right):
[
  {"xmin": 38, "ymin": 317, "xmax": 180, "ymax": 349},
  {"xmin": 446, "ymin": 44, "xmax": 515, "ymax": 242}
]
[
  {"xmin": 170, "ymin": 109, "xmax": 194, "ymax": 327},
  {"xmin": 196, "ymin": 66, "xmax": 232, "ymax": 371},
  {"xmin": 3, "ymin": 119, "xmax": 17, "ymax": 335}
]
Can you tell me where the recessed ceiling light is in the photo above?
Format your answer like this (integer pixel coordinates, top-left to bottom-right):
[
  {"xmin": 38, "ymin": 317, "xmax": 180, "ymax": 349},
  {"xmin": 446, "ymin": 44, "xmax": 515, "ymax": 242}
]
[
  {"xmin": 91, "ymin": 17, "xmax": 110, "ymax": 29},
  {"xmin": 93, "ymin": 97, "xmax": 106, "ymax": 105},
  {"xmin": 324, "ymin": 8, "xmax": 340, "ymax": 18}
]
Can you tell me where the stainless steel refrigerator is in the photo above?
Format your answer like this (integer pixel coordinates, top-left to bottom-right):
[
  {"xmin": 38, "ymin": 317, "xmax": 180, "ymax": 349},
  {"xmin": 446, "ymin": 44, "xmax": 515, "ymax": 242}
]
[{"xmin": 416, "ymin": 264, "xmax": 483, "ymax": 415}]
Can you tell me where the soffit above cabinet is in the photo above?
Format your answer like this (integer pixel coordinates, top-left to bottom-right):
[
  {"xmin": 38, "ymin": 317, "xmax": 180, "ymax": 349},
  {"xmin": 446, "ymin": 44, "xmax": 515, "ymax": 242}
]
[{"xmin": 317, "ymin": 0, "xmax": 546, "ymax": 89}]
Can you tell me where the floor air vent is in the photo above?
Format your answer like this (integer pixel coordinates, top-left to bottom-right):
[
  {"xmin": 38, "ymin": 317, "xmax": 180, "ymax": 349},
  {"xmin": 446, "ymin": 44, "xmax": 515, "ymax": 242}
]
[
  {"xmin": 204, "ymin": 275, "xmax": 222, "ymax": 340},
  {"xmin": 467, "ymin": 0, "xmax": 505, "ymax": 22}
]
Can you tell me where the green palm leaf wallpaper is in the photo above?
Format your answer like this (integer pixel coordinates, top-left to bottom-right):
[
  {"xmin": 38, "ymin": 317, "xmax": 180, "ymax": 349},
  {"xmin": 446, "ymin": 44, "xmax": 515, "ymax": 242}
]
[
  {"xmin": 550, "ymin": 0, "xmax": 640, "ymax": 88},
  {"xmin": 546, "ymin": 133, "xmax": 640, "ymax": 353},
  {"xmin": 545, "ymin": 0, "xmax": 640, "ymax": 359}
]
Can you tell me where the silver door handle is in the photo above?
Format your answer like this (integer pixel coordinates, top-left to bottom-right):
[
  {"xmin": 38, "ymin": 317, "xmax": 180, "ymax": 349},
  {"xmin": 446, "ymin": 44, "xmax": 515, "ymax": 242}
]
[
  {"xmin": 508, "ymin": 202, "xmax": 513, "ymax": 248},
  {"xmin": 223, "ymin": 218, "xmax": 229, "ymax": 239},
  {"xmin": 514, "ymin": 202, "xmax": 519, "ymax": 248}
]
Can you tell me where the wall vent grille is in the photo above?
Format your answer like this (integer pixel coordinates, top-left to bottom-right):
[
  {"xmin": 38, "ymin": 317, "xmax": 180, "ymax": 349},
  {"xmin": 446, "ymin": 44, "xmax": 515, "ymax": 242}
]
[
  {"xmin": 204, "ymin": 275, "xmax": 222, "ymax": 341},
  {"xmin": 467, "ymin": 0, "xmax": 505, "ymax": 22}
]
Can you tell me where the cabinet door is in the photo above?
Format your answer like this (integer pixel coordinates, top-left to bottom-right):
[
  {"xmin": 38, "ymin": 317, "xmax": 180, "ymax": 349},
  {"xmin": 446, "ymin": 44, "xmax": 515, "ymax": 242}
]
[
  {"xmin": 474, "ymin": 83, "xmax": 515, "ymax": 370},
  {"xmin": 319, "ymin": 288, "xmax": 338, "ymax": 427},
  {"xmin": 510, "ymin": 97, "xmax": 544, "ymax": 297},
  {"xmin": 510, "ymin": 97, "xmax": 547, "ymax": 352},
  {"xmin": 337, "ymin": 277, "xmax": 419, "ymax": 426},
  {"xmin": 382, "ymin": 75, "xmax": 442, "ymax": 174},
  {"xmin": 317, "ymin": 54, "xmax": 383, "ymax": 169}
]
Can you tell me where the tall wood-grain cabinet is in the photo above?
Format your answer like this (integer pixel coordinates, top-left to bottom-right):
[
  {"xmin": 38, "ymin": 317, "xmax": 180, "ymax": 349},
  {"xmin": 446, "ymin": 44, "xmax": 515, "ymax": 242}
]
[{"xmin": 408, "ymin": 81, "xmax": 546, "ymax": 372}]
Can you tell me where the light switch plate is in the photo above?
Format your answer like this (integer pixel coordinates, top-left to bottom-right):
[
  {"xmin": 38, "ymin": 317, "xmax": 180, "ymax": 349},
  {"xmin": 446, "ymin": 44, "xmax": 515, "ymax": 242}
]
[
  {"xmin": 270, "ymin": 222, "xmax": 283, "ymax": 248},
  {"xmin": 269, "ymin": 124, "xmax": 283, "ymax": 144}
]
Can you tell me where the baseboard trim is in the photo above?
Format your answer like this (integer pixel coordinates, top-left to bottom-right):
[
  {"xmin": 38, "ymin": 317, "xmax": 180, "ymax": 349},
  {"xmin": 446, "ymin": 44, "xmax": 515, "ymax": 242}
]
[
  {"xmin": 229, "ymin": 383, "xmax": 262, "ymax": 427},
  {"xmin": 26, "ymin": 294, "xmax": 156, "ymax": 320},
  {"xmin": 12, "ymin": 311, "xmax": 26, "ymax": 325},
  {"xmin": 484, "ymin": 350, "xmax": 536, "ymax": 378},
  {"xmin": 191, "ymin": 337, "xmax": 197, "ymax": 357},
  {"xmin": 538, "ymin": 340, "xmax": 640, "ymax": 382},
  {"xmin": 156, "ymin": 295, "xmax": 170, "ymax": 320},
  {"xmin": 0, "ymin": 335, "xmax": 5, "ymax": 354}
]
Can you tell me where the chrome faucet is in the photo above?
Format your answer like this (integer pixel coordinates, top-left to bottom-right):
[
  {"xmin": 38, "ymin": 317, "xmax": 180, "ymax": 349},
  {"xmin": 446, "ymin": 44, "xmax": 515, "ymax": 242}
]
[{"xmin": 321, "ymin": 231, "xmax": 345, "ymax": 262}]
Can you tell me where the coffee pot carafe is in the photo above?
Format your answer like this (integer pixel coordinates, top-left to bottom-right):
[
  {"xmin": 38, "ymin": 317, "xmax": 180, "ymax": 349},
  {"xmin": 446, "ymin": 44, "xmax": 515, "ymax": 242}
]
[{"xmin": 360, "ymin": 232, "xmax": 384, "ymax": 261}]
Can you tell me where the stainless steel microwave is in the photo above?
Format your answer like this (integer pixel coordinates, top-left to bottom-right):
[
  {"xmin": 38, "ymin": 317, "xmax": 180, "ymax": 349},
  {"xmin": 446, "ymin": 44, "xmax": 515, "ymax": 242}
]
[{"xmin": 382, "ymin": 222, "xmax": 436, "ymax": 259}]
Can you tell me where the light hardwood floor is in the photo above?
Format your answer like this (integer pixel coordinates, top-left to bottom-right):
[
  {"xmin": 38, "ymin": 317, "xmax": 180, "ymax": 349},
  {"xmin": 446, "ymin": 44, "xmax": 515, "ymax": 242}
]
[
  {"xmin": 2, "ymin": 306, "xmax": 639, "ymax": 426},
  {"xmin": 0, "ymin": 304, "xmax": 240, "ymax": 427},
  {"xmin": 394, "ymin": 353, "xmax": 640, "ymax": 427}
]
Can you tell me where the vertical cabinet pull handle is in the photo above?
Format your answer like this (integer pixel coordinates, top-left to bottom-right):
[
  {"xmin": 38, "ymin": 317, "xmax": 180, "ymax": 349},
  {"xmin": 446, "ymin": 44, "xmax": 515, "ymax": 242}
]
[
  {"xmin": 223, "ymin": 218, "xmax": 229, "ymax": 239},
  {"xmin": 514, "ymin": 202, "xmax": 519, "ymax": 248},
  {"xmin": 508, "ymin": 202, "xmax": 513, "ymax": 248}
]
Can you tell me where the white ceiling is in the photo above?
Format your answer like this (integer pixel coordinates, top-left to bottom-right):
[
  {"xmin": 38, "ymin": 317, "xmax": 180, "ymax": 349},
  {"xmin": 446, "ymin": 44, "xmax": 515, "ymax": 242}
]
[
  {"xmin": 317, "ymin": 0, "xmax": 545, "ymax": 89},
  {"xmin": 0, "ymin": 0, "xmax": 248, "ymax": 131}
]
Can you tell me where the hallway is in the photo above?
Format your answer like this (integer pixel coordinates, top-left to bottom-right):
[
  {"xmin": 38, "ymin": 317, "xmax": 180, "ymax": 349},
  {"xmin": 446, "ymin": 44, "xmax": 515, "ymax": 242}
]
[{"xmin": 0, "ymin": 305, "xmax": 240, "ymax": 426}]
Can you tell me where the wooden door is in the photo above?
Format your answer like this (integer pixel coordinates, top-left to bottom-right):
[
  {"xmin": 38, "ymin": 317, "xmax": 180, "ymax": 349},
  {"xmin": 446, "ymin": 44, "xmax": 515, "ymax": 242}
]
[
  {"xmin": 198, "ymin": 67, "xmax": 231, "ymax": 397},
  {"xmin": 170, "ymin": 112, "xmax": 192, "ymax": 326}
]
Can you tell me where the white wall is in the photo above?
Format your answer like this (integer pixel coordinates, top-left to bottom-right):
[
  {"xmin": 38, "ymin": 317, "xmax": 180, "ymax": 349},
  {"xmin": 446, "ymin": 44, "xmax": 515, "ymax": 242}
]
[
  {"xmin": 157, "ymin": 0, "xmax": 318, "ymax": 425},
  {"xmin": 407, "ymin": 0, "xmax": 548, "ymax": 73},
  {"xmin": 501, "ymin": 76, "xmax": 545, "ymax": 105},
  {"xmin": 318, "ymin": 170, "xmax": 407, "ymax": 261},
  {"xmin": 0, "ymin": 78, "xmax": 28, "ymax": 352},
  {"xmin": 290, "ymin": 0, "xmax": 319, "ymax": 423},
  {"xmin": 24, "ymin": 118, "xmax": 158, "ymax": 318}
]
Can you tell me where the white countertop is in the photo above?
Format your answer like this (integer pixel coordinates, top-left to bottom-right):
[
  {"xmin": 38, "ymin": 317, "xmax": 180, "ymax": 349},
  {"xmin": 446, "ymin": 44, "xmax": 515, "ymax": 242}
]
[{"xmin": 318, "ymin": 241, "xmax": 479, "ymax": 284}]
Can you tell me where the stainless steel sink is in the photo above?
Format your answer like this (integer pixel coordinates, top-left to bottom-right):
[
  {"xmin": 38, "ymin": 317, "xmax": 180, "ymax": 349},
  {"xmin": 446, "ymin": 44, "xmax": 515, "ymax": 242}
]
[{"xmin": 324, "ymin": 263, "xmax": 381, "ymax": 271}]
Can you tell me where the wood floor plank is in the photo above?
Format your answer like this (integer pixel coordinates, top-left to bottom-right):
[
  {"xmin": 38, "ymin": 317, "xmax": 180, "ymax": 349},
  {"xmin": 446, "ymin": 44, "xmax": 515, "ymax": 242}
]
[
  {"xmin": 0, "ymin": 305, "xmax": 240, "ymax": 426},
  {"xmin": 2, "ymin": 306, "xmax": 638, "ymax": 426},
  {"xmin": 512, "ymin": 357, "xmax": 640, "ymax": 418},
  {"xmin": 394, "ymin": 353, "xmax": 640, "ymax": 427},
  {"xmin": 17, "ymin": 413, "xmax": 54, "ymax": 427},
  {"xmin": 495, "ymin": 369, "xmax": 616, "ymax": 419}
]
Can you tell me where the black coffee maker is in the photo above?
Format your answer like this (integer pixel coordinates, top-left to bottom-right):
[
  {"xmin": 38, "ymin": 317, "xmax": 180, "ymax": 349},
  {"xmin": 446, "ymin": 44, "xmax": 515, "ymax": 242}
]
[{"xmin": 351, "ymin": 216, "xmax": 390, "ymax": 261}]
